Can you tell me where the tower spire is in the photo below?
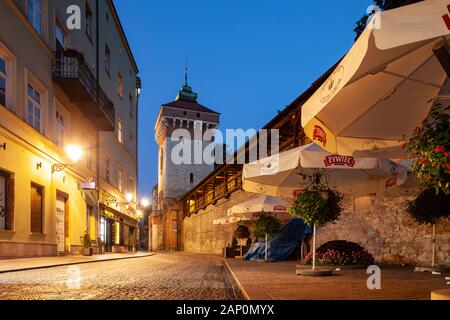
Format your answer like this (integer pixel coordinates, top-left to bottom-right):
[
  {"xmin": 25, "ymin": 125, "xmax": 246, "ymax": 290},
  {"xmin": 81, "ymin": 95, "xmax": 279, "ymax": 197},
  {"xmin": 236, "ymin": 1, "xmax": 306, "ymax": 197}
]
[
  {"xmin": 184, "ymin": 62, "xmax": 188, "ymax": 86},
  {"xmin": 176, "ymin": 61, "xmax": 198, "ymax": 102}
]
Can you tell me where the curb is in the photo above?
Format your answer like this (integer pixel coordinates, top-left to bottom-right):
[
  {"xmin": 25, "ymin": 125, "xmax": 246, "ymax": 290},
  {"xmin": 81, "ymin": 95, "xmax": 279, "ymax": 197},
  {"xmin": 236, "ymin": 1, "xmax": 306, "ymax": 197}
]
[
  {"xmin": 0, "ymin": 252, "xmax": 156, "ymax": 274},
  {"xmin": 223, "ymin": 258, "xmax": 250, "ymax": 301}
]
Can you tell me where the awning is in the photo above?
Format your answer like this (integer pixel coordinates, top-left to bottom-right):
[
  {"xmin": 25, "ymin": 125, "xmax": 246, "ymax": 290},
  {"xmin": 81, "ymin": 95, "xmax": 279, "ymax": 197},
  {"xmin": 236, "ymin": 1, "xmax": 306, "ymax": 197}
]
[
  {"xmin": 242, "ymin": 143, "xmax": 408, "ymax": 199},
  {"xmin": 301, "ymin": 0, "xmax": 450, "ymax": 157}
]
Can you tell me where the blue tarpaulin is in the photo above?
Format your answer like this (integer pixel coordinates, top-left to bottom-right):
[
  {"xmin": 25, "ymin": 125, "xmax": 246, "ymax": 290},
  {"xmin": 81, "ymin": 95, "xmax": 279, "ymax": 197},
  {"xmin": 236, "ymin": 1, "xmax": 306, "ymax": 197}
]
[{"xmin": 243, "ymin": 218, "xmax": 312, "ymax": 261}]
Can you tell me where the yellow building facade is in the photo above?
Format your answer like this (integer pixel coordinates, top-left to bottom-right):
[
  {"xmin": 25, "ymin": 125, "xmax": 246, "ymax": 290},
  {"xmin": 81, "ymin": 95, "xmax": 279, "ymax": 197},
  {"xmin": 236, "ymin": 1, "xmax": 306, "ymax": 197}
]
[{"xmin": 0, "ymin": 0, "xmax": 140, "ymax": 257}]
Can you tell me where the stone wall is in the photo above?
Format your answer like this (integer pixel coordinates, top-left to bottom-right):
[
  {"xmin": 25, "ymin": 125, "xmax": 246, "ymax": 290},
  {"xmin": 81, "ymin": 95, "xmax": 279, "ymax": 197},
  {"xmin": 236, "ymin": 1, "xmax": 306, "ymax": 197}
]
[
  {"xmin": 182, "ymin": 190, "xmax": 292, "ymax": 254},
  {"xmin": 316, "ymin": 189, "xmax": 450, "ymax": 267},
  {"xmin": 183, "ymin": 190, "xmax": 258, "ymax": 254},
  {"xmin": 183, "ymin": 186, "xmax": 449, "ymax": 267}
]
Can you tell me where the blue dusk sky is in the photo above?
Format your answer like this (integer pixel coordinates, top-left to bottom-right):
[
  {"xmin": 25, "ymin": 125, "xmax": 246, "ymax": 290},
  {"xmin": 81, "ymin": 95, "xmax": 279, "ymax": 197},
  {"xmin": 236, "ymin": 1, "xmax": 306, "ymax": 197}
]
[{"xmin": 113, "ymin": 0, "xmax": 372, "ymax": 199}]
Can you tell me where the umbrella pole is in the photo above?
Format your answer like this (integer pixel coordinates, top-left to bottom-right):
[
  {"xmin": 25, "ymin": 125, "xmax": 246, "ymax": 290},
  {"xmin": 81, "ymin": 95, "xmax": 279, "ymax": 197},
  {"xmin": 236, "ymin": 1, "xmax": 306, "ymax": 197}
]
[
  {"xmin": 312, "ymin": 224, "xmax": 316, "ymax": 271},
  {"xmin": 265, "ymin": 234, "xmax": 268, "ymax": 261},
  {"xmin": 432, "ymin": 224, "xmax": 436, "ymax": 268}
]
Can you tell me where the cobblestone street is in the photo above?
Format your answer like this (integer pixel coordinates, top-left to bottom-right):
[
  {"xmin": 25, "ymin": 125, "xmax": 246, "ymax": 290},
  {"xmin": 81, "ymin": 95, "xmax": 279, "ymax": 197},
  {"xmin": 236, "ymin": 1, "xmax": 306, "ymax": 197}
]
[{"xmin": 0, "ymin": 253, "xmax": 243, "ymax": 300}]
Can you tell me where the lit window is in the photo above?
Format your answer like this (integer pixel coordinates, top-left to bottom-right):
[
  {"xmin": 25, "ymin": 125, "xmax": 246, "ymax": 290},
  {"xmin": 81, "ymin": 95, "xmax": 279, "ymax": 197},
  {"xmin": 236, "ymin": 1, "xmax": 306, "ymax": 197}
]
[
  {"xmin": 27, "ymin": 84, "xmax": 41, "ymax": 132},
  {"xmin": 27, "ymin": 0, "xmax": 42, "ymax": 35},
  {"xmin": 118, "ymin": 168, "xmax": 123, "ymax": 192},
  {"xmin": 117, "ymin": 118, "xmax": 123, "ymax": 144},
  {"xmin": 118, "ymin": 73, "xmax": 123, "ymax": 97},
  {"xmin": 55, "ymin": 110, "xmax": 64, "ymax": 147},
  {"xmin": 0, "ymin": 56, "xmax": 6, "ymax": 106}
]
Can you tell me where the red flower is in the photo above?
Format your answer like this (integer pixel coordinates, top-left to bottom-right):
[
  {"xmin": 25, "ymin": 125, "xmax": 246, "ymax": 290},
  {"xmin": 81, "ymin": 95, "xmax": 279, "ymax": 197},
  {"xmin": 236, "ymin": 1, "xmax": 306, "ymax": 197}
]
[
  {"xmin": 445, "ymin": 152, "xmax": 450, "ymax": 157},
  {"xmin": 446, "ymin": 163, "xmax": 450, "ymax": 171},
  {"xmin": 435, "ymin": 146, "xmax": 445, "ymax": 153},
  {"xmin": 418, "ymin": 158, "xmax": 429, "ymax": 165}
]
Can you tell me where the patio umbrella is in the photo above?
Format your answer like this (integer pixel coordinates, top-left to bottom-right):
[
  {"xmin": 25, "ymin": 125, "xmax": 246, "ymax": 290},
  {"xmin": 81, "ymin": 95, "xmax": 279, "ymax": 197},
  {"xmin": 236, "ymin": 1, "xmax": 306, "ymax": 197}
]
[
  {"xmin": 301, "ymin": 0, "xmax": 450, "ymax": 157},
  {"xmin": 242, "ymin": 143, "xmax": 408, "ymax": 271},
  {"xmin": 242, "ymin": 143, "xmax": 408, "ymax": 199},
  {"xmin": 227, "ymin": 196, "xmax": 289, "ymax": 216}
]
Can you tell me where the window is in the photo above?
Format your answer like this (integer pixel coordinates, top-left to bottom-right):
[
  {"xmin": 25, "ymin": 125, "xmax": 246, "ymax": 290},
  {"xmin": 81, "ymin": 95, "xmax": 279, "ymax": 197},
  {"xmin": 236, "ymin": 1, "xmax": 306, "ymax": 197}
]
[
  {"xmin": 27, "ymin": 84, "xmax": 41, "ymax": 132},
  {"xmin": 55, "ymin": 110, "xmax": 64, "ymax": 147},
  {"xmin": 0, "ymin": 57, "xmax": 6, "ymax": 107},
  {"xmin": 27, "ymin": 0, "xmax": 42, "ymax": 35},
  {"xmin": 129, "ymin": 94, "xmax": 133, "ymax": 118},
  {"xmin": 105, "ymin": 44, "xmax": 111, "ymax": 76},
  {"xmin": 104, "ymin": 156, "xmax": 110, "ymax": 183},
  {"xmin": 99, "ymin": 216, "xmax": 106, "ymax": 242},
  {"xmin": 128, "ymin": 176, "xmax": 134, "ymax": 198},
  {"xmin": 118, "ymin": 168, "xmax": 123, "ymax": 192},
  {"xmin": 190, "ymin": 173, "xmax": 194, "ymax": 184},
  {"xmin": 117, "ymin": 118, "xmax": 123, "ymax": 144},
  {"xmin": 55, "ymin": 20, "xmax": 66, "ymax": 51},
  {"xmin": 30, "ymin": 183, "xmax": 43, "ymax": 234},
  {"xmin": 118, "ymin": 73, "xmax": 123, "ymax": 98},
  {"xmin": 0, "ymin": 170, "xmax": 13, "ymax": 231},
  {"xmin": 85, "ymin": 3, "xmax": 93, "ymax": 39}
]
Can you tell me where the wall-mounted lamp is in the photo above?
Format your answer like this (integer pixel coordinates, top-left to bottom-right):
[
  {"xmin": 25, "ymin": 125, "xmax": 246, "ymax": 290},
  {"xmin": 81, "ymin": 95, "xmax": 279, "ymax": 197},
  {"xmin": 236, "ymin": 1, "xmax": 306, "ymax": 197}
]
[
  {"xmin": 0, "ymin": 142, "xmax": 6, "ymax": 150},
  {"xmin": 52, "ymin": 145, "xmax": 83, "ymax": 173},
  {"xmin": 36, "ymin": 162, "xmax": 42, "ymax": 170}
]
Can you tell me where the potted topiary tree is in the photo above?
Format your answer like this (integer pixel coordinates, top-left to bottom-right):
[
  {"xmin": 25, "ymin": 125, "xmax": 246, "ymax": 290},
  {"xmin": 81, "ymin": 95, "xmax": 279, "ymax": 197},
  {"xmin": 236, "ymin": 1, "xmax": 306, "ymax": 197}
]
[
  {"xmin": 289, "ymin": 180, "xmax": 343, "ymax": 276},
  {"xmin": 402, "ymin": 103, "xmax": 450, "ymax": 271},
  {"xmin": 233, "ymin": 225, "xmax": 250, "ymax": 258},
  {"xmin": 80, "ymin": 231, "xmax": 92, "ymax": 256},
  {"xmin": 253, "ymin": 213, "xmax": 281, "ymax": 261},
  {"xmin": 406, "ymin": 188, "xmax": 450, "ymax": 271}
]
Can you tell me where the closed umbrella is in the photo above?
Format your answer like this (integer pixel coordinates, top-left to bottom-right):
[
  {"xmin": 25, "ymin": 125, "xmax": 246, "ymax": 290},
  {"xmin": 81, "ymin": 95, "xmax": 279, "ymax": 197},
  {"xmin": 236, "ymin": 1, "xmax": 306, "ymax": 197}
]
[{"xmin": 301, "ymin": 0, "xmax": 450, "ymax": 158}]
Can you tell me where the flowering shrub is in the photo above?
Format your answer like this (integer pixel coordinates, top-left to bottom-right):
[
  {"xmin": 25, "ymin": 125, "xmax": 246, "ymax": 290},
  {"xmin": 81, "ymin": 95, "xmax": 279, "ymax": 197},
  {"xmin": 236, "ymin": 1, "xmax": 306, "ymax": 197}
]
[
  {"xmin": 303, "ymin": 240, "xmax": 374, "ymax": 266},
  {"xmin": 402, "ymin": 103, "xmax": 450, "ymax": 195}
]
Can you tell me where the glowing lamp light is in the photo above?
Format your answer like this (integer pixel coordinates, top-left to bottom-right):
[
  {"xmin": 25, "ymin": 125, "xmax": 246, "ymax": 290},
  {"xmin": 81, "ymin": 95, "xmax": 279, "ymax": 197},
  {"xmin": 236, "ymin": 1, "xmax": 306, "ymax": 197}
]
[
  {"xmin": 125, "ymin": 193, "xmax": 133, "ymax": 203},
  {"xmin": 136, "ymin": 210, "xmax": 143, "ymax": 218},
  {"xmin": 141, "ymin": 198, "xmax": 150, "ymax": 208},
  {"xmin": 65, "ymin": 145, "xmax": 83, "ymax": 164}
]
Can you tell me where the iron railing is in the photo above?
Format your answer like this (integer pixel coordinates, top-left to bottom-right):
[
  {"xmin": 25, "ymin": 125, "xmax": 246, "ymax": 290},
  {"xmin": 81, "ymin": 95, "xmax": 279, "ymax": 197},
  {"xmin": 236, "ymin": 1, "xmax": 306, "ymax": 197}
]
[{"xmin": 52, "ymin": 49, "xmax": 115, "ymax": 128}]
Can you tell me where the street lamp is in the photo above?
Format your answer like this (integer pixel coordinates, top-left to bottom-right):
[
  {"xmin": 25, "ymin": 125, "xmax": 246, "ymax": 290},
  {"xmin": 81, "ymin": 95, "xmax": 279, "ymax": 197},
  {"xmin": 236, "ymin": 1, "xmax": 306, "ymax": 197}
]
[
  {"xmin": 52, "ymin": 145, "xmax": 83, "ymax": 173},
  {"xmin": 141, "ymin": 198, "xmax": 150, "ymax": 208},
  {"xmin": 125, "ymin": 193, "xmax": 133, "ymax": 203}
]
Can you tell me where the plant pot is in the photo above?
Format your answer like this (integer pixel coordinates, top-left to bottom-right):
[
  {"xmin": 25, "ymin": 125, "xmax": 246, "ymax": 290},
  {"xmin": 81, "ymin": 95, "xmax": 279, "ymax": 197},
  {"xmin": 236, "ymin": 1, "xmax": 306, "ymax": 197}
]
[
  {"xmin": 224, "ymin": 247, "xmax": 236, "ymax": 258},
  {"xmin": 82, "ymin": 247, "xmax": 93, "ymax": 256}
]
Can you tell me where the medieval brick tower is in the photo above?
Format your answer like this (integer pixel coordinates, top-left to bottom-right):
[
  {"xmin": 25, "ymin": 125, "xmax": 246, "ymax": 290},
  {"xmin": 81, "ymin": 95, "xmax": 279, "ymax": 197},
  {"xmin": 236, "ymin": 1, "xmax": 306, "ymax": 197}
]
[{"xmin": 154, "ymin": 72, "xmax": 220, "ymax": 210}]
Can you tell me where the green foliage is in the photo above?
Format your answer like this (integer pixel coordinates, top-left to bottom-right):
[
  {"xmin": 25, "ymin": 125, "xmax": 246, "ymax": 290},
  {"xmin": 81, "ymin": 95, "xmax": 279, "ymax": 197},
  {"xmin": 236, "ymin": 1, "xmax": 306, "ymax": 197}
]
[
  {"xmin": 80, "ymin": 231, "xmax": 92, "ymax": 248},
  {"xmin": 289, "ymin": 187, "xmax": 343, "ymax": 226},
  {"xmin": 402, "ymin": 104, "xmax": 450, "ymax": 195},
  {"xmin": 406, "ymin": 188, "xmax": 450, "ymax": 225},
  {"xmin": 303, "ymin": 240, "xmax": 375, "ymax": 266},
  {"xmin": 253, "ymin": 213, "xmax": 281, "ymax": 239},
  {"xmin": 233, "ymin": 225, "xmax": 250, "ymax": 239}
]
